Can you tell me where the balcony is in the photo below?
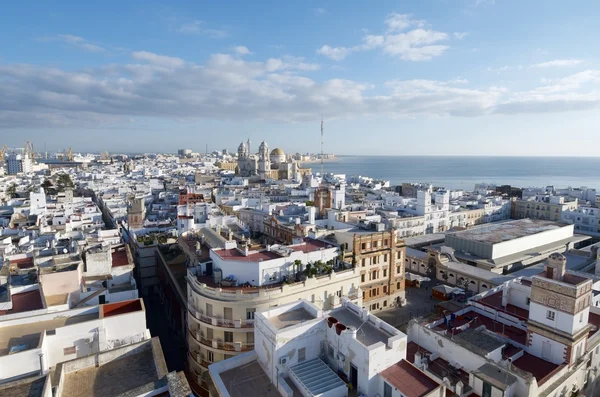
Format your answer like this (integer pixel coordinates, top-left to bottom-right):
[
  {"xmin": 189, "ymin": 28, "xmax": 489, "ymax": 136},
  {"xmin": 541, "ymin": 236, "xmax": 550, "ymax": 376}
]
[
  {"xmin": 188, "ymin": 304, "xmax": 254, "ymax": 328},
  {"xmin": 189, "ymin": 329, "xmax": 255, "ymax": 352},
  {"xmin": 190, "ymin": 350, "xmax": 212, "ymax": 369}
]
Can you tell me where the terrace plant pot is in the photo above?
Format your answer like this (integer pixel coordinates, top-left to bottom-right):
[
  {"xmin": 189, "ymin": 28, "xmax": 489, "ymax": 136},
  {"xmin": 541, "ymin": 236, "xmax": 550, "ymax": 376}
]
[
  {"xmin": 327, "ymin": 317, "xmax": 338, "ymax": 328},
  {"xmin": 335, "ymin": 323, "xmax": 347, "ymax": 335}
]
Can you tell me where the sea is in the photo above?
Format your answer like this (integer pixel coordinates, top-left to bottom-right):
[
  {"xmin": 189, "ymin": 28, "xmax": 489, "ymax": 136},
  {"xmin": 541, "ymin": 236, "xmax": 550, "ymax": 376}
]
[{"xmin": 316, "ymin": 156, "xmax": 600, "ymax": 191}]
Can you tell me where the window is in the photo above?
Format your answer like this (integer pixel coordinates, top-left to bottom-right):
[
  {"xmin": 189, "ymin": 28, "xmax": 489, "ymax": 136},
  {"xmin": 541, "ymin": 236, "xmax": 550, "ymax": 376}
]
[
  {"xmin": 397, "ymin": 266, "xmax": 400, "ymax": 273},
  {"xmin": 383, "ymin": 269, "xmax": 387, "ymax": 277},
  {"xmin": 372, "ymin": 271, "xmax": 377, "ymax": 279},
  {"xmin": 247, "ymin": 332, "xmax": 254, "ymax": 344},
  {"xmin": 361, "ymin": 274, "xmax": 365, "ymax": 283},
  {"xmin": 207, "ymin": 328, "xmax": 213, "ymax": 340},
  {"xmin": 546, "ymin": 310, "xmax": 555, "ymax": 321},
  {"xmin": 526, "ymin": 298, "xmax": 530, "ymax": 306},
  {"xmin": 246, "ymin": 309, "xmax": 256, "ymax": 320},
  {"xmin": 373, "ymin": 256, "xmax": 378, "ymax": 265},
  {"xmin": 328, "ymin": 344, "xmax": 334, "ymax": 358},
  {"xmin": 298, "ymin": 347, "xmax": 306, "ymax": 362},
  {"xmin": 362, "ymin": 291, "xmax": 365, "ymax": 299},
  {"xmin": 206, "ymin": 303, "xmax": 213, "ymax": 317},
  {"xmin": 383, "ymin": 286, "xmax": 387, "ymax": 294},
  {"xmin": 362, "ymin": 258, "xmax": 366, "ymax": 267},
  {"xmin": 224, "ymin": 307, "xmax": 233, "ymax": 320},
  {"xmin": 224, "ymin": 331, "xmax": 233, "ymax": 343},
  {"xmin": 397, "ymin": 282, "xmax": 400, "ymax": 289},
  {"xmin": 361, "ymin": 243, "xmax": 366, "ymax": 250},
  {"xmin": 580, "ymin": 312, "xmax": 584, "ymax": 323},
  {"xmin": 482, "ymin": 381, "xmax": 492, "ymax": 397},
  {"xmin": 208, "ymin": 351, "xmax": 214, "ymax": 362},
  {"xmin": 383, "ymin": 254, "xmax": 388, "ymax": 262}
]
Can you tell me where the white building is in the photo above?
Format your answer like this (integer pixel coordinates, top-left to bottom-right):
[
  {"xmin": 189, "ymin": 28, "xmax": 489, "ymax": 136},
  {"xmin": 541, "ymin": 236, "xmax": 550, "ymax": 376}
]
[
  {"xmin": 185, "ymin": 236, "xmax": 362, "ymax": 392},
  {"xmin": 0, "ymin": 298, "xmax": 150, "ymax": 383},
  {"xmin": 209, "ymin": 299, "xmax": 445, "ymax": 397}
]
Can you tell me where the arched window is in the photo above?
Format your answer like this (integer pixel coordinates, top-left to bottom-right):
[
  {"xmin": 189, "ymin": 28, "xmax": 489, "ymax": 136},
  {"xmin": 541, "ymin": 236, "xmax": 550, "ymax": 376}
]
[{"xmin": 481, "ymin": 284, "xmax": 488, "ymax": 289}]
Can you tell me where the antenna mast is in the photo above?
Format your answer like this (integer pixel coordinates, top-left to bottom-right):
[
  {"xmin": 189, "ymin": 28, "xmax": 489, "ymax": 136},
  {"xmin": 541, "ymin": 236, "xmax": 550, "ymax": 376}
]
[{"xmin": 320, "ymin": 117, "xmax": 324, "ymax": 178}]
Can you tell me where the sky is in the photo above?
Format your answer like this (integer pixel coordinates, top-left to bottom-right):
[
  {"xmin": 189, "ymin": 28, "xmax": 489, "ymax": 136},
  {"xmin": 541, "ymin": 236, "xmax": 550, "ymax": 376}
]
[{"xmin": 1, "ymin": 0, "xmax": 600, "ymax": 156}]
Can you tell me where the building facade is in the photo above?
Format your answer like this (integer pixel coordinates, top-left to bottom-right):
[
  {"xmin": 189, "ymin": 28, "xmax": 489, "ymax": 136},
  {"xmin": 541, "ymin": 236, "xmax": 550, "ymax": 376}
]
[{"xmin": 184, "ymin": 239, "xmax": 362, "ymax": 393}]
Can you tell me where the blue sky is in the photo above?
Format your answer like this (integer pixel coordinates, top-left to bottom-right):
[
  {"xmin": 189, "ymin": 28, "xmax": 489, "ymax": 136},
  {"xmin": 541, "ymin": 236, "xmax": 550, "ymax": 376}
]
[{"xmin": 1, "ymin": 0, "xmax": 600, "ymax": 155}]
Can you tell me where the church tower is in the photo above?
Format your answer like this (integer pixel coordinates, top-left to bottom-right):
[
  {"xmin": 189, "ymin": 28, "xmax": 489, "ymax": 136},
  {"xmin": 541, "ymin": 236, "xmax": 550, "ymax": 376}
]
[{"xmin": 258, "ymin": 141, "xmax": 270, "ymax": 179}]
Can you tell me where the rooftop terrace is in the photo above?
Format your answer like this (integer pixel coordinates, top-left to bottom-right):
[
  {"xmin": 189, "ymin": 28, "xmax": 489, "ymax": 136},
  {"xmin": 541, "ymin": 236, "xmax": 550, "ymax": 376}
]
[
  {"xmin": 0, "ymin": 289, "xmax": 44, "ymax": 316},
  {"xmin": 268, "ymin": 307, "xmax": 316, "ymax": 330},
  {"xmin": 331, "ymin": 306, "xmax": 393, "ymax": 347},
  {"xmin": 218, "ymin": 359, "xmax": 285, "ymax": 397}
]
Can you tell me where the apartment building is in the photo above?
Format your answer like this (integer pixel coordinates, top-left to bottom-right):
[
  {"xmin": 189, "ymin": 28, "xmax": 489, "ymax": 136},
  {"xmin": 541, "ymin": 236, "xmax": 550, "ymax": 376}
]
[
  {"xmin": 331, "ymin": 229, "xmax": 406, "ymax": 311},
  {"xmin": 209, "ymin": 299, "xmax": 445, "ymax": 397},
  {"xmin": 184, "ymin": 235, "xmax": 361, "ymax": 394},
  {"xmin": 407, "ymin": 253, "xmax": 600, "ymax": 396},
  {"xmin": 512, "ymin": 195, "xmax": 578, "ymax": 222},
  {"xmin": 561, "ymin": 205, "xmax": 600, "ymax": 236}
]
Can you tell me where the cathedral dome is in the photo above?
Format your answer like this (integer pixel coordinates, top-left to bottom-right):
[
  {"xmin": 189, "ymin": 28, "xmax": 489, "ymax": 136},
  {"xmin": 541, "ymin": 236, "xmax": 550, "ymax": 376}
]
[{"xmin": 270, "ymin": 148, "xmax": 286, "ymax": 164}]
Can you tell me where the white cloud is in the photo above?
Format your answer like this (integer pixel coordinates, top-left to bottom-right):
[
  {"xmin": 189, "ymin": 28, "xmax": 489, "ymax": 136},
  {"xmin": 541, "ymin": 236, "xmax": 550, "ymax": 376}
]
[
  {"xmin": 131, "ymin": 51, "xmax": 185, "ymax": 68},
  {"xmin": 314, "ymin": 8, "xmax": 326, "ymax": 15},
  {"xmin": 233, "ymin": 46, "xmax": 251, "ymax": 56},
  {"xmin": 385, "ymin": 13, "xmax": 424, "ymax": 32},
  {"xmin": 1, "ymin": 54, "xmax": 599, "ymax": 128},
  {"xmin": 43, "ymin": 34, "xmax": 107, "ymax": 53},
  {"xmin": 453, "ymin": 32, "xmax": 469, "ymax": 40},
  {"xmin": 317, "ymin": 13, "xmax": 449, "ymax": 61},
  {"xmin": 177, "ymin": 20, "xmax": 228, "ymax": 38},
  {"xmin": 317, "ymin": 45, "xmax": 353, "ymax": 61},
  {"xmin": 532, "ymin": 59, "xmax": 583, "ymax": 68},
  {"xmin": 487, "ymin": 65, "xmax": 523, "ymax": 73}
]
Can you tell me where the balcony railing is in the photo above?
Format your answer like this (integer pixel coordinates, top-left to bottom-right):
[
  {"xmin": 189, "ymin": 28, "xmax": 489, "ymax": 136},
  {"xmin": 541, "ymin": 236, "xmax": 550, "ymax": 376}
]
[
  {"xmin": 188, "ymin": 304, "xmax": 254, "ymax": 328},
  {"xmin": 190, "ymin": 350, "xmax": 212, "ymax": 369},
  {"xmin": 189, "ymin": 329, "xmax": 254, "ymax": 352}
]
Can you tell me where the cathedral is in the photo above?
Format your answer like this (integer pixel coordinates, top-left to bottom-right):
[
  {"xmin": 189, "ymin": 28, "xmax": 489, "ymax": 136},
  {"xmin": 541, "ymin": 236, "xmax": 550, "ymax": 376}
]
[{"xmin": 236, "ymin": 139, "xmax": 311, "ymax": 180}]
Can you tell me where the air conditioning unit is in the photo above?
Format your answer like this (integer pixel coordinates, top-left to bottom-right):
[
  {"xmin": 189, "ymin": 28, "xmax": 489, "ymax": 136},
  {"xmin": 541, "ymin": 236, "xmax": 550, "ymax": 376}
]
[{"xmin": 279, "ymin": 357, "xmax": 288, "ymax": 365}]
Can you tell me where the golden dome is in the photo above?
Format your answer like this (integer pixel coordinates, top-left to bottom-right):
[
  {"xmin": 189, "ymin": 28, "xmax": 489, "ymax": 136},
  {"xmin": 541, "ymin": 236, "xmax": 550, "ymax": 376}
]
[{"xmin": 270, "ymin": 148, "xmax": 285, "ymax": 156}]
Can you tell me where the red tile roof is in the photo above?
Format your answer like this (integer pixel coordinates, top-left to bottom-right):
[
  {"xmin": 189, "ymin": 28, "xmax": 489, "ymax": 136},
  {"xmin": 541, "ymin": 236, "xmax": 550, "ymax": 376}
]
[
  {"xmin": 0, "ymin": 289, "xmax": 44, "ymax": 315},
  {"xmin": 111, "ymin": 249, "xmax": 130, "ymax": 267},
  {"xmin": 213, "ymin": 248, "xmax": 280, "ymax": 262},
  {"xmin": 380, "ymin": 360, "xmax": 439, "ymax": 397},
  {"xmin": 291, "ymin": 238, "xmax": 331, "ymax": 253},
  {"xmin": 477, "ymin": 290, "xmax": 529, "ymax": 320},
  {"xmin": 433, "ymin": 308, "xmax": 527, "ymax": 345},
  {"xmin": 10, "ymin": 257, "xmax": 34, "ymax": 269},
  {"xmin": 512, "ymin": 352, "xmax": 560, "ymax": 385},
  {"xmin": 588, "ymin": 312, "xmax": 600, "ymax": 338}
]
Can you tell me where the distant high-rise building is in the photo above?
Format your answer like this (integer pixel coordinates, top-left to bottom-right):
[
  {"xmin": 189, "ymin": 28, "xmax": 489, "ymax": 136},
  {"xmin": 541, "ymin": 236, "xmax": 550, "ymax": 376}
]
[{"xmin": 6, "ymin": 152, "xmax": 32, "ymax": 175}]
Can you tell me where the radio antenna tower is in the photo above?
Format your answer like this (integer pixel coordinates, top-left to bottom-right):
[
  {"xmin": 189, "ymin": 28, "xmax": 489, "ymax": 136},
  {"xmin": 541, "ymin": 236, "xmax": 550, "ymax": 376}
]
[{"xmin": 320, "ymin": 117, "xmax": 324, "ymax": 178}]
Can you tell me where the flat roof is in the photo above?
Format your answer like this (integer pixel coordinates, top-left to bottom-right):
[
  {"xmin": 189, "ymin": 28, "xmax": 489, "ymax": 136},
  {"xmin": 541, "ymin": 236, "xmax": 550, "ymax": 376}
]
[
  {"xmin": 268, "ymin": 307, "xmax": 316, "ymax": 330},
  {"xmin": 472, "ymin": 363, "xmax": 517, "ymax": 391},
  {"xmin": 61, "ymin": 343, "xmax": 159, "ymax": 397},
  {"xmin": 448, "ymin": 219, "xmax": 567, "ymax": 244},
  {"xmin": 0, "ymin": 312, "xmax": 98, "ymax": 356},
  {"xmin": 218, "ymin": 359, "xmax": 283, "ymax": 397},
  {"xmin": 454, "ymin": 326, "xmax": 506, "ymax": 354},
  {"xmin": 0, "ymin": 375, "xmax": 48, "ymax": 397},
  {"xmin": 330, "ymin": 306, "xmax": 391, "ymax": 346},
  {"xmin": 380, "ymin": 360, "xmax": 439, "ymax": 397},
  {"xmin": 290, "ymin": 358, "xmax": 345, "ymax": 396}
]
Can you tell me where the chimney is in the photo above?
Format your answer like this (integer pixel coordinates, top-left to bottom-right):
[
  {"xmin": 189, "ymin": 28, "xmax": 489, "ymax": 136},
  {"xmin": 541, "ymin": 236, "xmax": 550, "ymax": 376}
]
[
  {"xmin": 414, "ymin": 351, "xmax": 422, "ymax": 367},
  {"xmin": 455, "ymin": 381, "xmax": 464, "ymax": 396}
]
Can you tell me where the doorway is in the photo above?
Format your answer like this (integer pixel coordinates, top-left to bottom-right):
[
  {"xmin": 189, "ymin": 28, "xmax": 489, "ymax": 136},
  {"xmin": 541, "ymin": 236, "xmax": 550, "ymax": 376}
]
[
  {"xmin": 542, "ymin": 341, "xmax": 551, "ymax": 360},
  {"xmin": 99, "ymin": 295, "xmax": 106, "ymax": 305},
  {"xmin": 350, "ymin": 364, "xmax": 358, "ymax": 391}
]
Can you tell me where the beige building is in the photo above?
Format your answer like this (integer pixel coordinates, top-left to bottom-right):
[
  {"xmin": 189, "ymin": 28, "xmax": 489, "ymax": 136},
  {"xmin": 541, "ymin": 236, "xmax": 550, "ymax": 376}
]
[
  {"xmin": 331, "ymin": 229, "xmax": 406, "ymax": 311},
  {"xmin": 512, "ymin": 197, "xmax": 578, "ymax": 222},
  {"xmin": 182, "ymin": 237, "xmax": 362, "ymax": 392}
]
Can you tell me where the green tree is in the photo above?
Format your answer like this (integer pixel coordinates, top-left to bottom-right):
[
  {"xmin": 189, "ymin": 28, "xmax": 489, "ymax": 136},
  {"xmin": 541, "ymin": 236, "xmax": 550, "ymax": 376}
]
[
  {"xmin": 41, "ymin": 179, "xmax": 52, "ymax": 190},
  {"xmin": 56, "ymin": 174, "xmax": 74, "ymax": 192},
  {"xmin": 7, "ymin": 183, "xmax": 17, "ymax": 198}
]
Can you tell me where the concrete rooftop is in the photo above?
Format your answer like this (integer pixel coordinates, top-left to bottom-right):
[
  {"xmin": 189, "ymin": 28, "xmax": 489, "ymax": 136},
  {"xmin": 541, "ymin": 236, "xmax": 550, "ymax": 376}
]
[
  {"xmin": 448, "ymin": 219, "xmax": 565, "ymax": 244},
  {"xmin": 331, "ymin": 306, "xmax": 392, "ymax": 346},
  {"xmin": 268, "ymin": 307, "xmax": 316, "ymax": 330}
]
